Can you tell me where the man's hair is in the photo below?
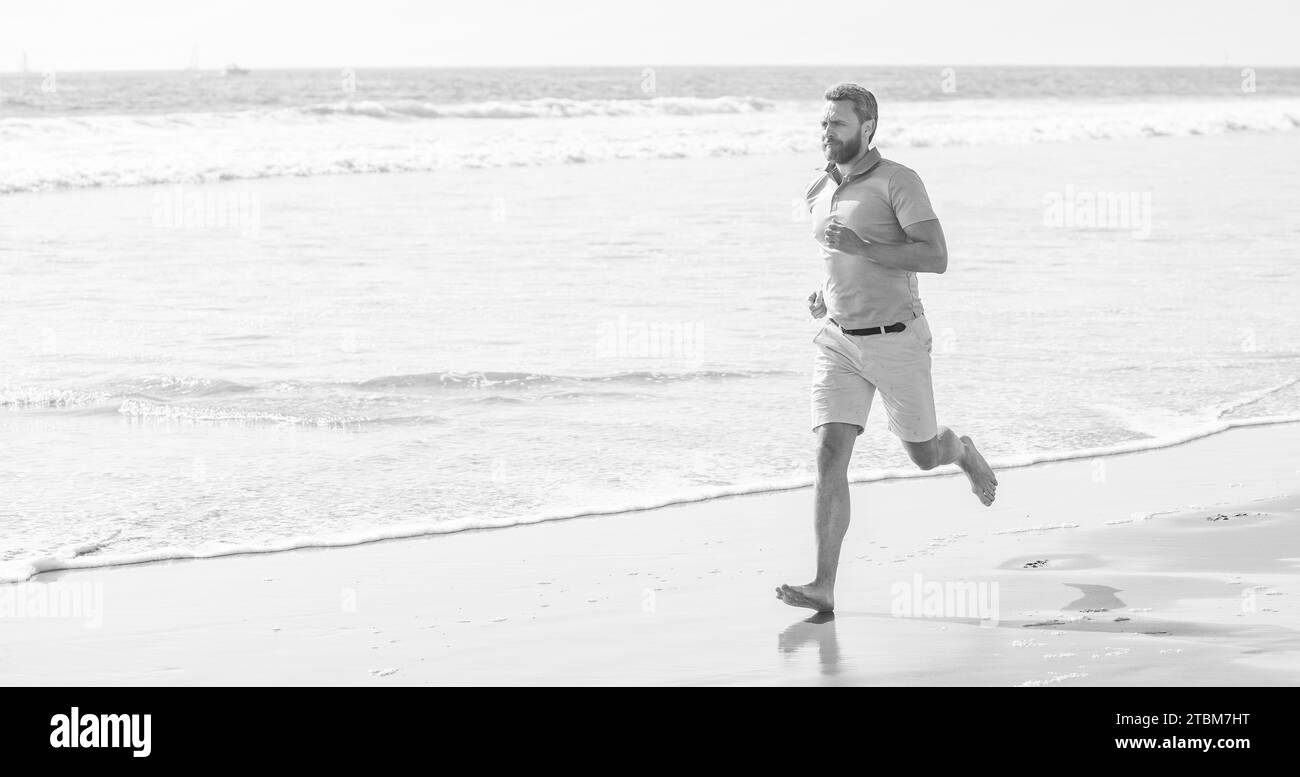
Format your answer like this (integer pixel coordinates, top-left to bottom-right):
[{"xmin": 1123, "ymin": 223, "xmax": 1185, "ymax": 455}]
[{"xmin": 823, "ymin": 83, "xmax": 878, "ymax": 143}]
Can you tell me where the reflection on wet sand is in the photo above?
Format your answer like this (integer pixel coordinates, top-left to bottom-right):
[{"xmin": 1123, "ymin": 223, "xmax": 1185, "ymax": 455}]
[
  {"xmin": 1063, "ymin": 583, "xmax": 1126, "ymax": 612},
  {"xmin": 778, "ymin": 612, "xmax": 839, "ymax": 675}
]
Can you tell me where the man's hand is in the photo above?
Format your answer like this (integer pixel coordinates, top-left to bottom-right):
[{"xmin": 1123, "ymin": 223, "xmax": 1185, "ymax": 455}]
[
  {"xmin": 807, "ymin": 289, "xmax": 826, "ymax": 319},
  {"xmin": 823, "ymin": 219, "xmax": 869, "ymax": 256}
]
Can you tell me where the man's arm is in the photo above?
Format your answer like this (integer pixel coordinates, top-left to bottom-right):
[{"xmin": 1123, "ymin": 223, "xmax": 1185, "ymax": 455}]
[
  {"xmin": 823, "ymin": 218, "xmax": 948, "ymax": 274},
  {"xmin": 863, "ymin": 218, "xmax": 947, "ymax": 274}
]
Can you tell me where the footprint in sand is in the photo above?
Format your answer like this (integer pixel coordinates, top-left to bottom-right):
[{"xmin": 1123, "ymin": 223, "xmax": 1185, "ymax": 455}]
[{"xmin": 369, "ymin": 668, "xmax": 399, "ymax": 677}]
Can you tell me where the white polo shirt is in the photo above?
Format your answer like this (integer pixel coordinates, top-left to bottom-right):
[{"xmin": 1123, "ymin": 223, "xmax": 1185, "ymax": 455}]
[{"xmin": 804, "ymin": 147, "xmax": 938, "ymax": 329}]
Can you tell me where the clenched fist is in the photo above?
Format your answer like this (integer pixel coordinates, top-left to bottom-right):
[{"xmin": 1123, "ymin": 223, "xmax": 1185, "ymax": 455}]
[
  {"xmin": 823, "ymin": 219, "xmax": 869, "ymax": 256},
  {"xmin": 807, "ymin": 289, "xmax": 826, "ymax": 319}
]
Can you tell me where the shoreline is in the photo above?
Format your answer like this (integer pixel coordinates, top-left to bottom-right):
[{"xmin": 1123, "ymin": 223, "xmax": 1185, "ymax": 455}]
[
  {"xmin": 2, "ymin": 420, "xmax": 1297, "ymax": 686},
  {"xmin": 5, "ymin": 413, "xmax": 1297, "ymax": 586}
]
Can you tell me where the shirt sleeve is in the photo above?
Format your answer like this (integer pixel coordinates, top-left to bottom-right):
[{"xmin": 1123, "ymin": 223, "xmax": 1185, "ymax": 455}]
[{"xmin": 889, "ymin": 167, "xmax": 938, "ymax": 228}]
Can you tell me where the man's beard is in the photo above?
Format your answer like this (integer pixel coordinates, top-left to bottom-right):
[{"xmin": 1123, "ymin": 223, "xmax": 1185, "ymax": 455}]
[{"xmin": 824, "ymin": 133, "xmax": 862, "ymax": 163}]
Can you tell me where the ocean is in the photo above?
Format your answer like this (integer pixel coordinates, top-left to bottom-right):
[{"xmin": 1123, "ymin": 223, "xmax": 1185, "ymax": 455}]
[{"xmin": 2, "ymin": 65, "xmax": 1298, "ymax": 582}]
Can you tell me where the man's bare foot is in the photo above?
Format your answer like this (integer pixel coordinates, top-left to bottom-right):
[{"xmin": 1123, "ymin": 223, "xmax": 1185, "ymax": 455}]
[
  {"xmin": 775, "ymin": 583, "xmax": 834, "ymax": 612},
  {"xmin": 957, "ymin": 435, "xmax": 997, "ymax": 506}
]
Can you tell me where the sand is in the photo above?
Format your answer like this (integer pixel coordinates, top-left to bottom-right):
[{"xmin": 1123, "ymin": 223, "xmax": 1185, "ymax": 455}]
[{"xmin": 1, "ymin": 420, "xmax": 1297, "ymax": 686}]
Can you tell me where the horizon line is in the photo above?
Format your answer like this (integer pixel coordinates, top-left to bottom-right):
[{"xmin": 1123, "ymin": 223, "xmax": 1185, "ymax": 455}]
[{"xmin": 3, "ymin": 62, "xmax": 1298, "ymax": 75}]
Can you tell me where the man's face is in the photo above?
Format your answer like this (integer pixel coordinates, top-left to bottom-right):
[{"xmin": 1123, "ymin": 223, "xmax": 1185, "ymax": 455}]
[{"xmin": 820, "ymin": 100, "xmax": 870, "ymax": 163}]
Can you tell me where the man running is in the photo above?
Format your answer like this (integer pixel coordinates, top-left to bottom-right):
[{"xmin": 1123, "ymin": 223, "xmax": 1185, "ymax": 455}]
[{"xmin": 776, "ymin": 83, "xmax": 998, "ymax": 613}]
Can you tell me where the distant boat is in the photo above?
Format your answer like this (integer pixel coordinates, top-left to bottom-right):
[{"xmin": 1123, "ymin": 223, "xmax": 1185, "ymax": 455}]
[{"xmin": 222, "ymin": 64, "xmax": 251, "ymax": 76}]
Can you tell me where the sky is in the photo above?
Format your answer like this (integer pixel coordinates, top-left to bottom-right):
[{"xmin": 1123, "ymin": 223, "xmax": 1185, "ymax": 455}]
[{"xmin": 2, "ymin": 0, "xmax": 1298, "ymax": 71}]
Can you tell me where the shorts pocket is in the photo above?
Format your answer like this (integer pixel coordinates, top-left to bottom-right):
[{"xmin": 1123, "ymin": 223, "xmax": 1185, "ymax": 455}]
[
  {"xmin": 911, "ymin": 316, "xmax": 933, "ymax": 352},
  {"xmin": 813, "ymin": 322, "xmax": 860, "ymax": 370}
]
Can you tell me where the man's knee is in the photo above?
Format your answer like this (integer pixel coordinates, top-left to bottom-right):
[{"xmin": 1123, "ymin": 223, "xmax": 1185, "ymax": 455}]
[
  {"xmin": 815, "ymin": 423, "xmax": 857, "ymax": 474},
  {"xmin": 904, "ymin": 436, "xmax": 942, "ymax": 470}
]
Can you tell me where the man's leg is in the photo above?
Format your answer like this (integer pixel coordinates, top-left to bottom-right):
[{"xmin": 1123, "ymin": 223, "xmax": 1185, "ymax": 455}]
[
  {"xmin": 777, "ymin": 422, "xmax": 858, "ymax": 612},
  {"xmin": 901, "ymin": 427, "xmax": 997, "ymax": 506},
  {"xmin": 874, "ymin": 316, "xmax": 998, "ymax": 506}
]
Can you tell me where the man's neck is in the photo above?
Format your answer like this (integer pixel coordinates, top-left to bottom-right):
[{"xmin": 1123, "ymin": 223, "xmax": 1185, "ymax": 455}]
[{"xmin": 835, "ymin": 144, "xmax": 873, "ymax": 180}]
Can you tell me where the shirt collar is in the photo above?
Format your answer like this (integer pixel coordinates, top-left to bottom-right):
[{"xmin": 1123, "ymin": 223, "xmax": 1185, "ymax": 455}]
[{"xmin": 825, "ymin": 146, "xmax": 881, "ymax": 185}]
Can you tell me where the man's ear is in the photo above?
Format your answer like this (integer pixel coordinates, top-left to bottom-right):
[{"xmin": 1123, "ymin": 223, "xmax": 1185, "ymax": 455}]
[{"xmin": 862, "ymin": 119, "xmax": 876, "ymax": 145}]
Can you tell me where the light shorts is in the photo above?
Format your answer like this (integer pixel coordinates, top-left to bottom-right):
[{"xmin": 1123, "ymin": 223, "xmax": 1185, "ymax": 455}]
[{"xmin": 810, "ymin": 314, "xmax": 938, "ymax": 443}]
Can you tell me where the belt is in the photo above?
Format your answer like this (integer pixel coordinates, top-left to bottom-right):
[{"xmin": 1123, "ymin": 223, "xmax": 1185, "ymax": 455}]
[{"xmin": 830, "ymin": 317, "xmax": 906, "ymax": 336}]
